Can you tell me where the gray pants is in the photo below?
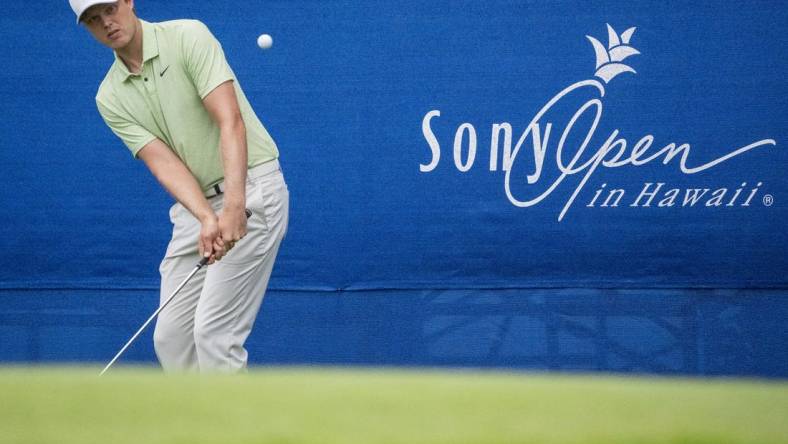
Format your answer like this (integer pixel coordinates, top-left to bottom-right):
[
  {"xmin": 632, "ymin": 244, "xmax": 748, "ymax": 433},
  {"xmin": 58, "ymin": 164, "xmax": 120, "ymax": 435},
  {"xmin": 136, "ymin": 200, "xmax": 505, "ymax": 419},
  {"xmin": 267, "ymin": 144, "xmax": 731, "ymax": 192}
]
[{"xmin": 153, "ymin": 160, "xmax": 288, "ymax": 372}]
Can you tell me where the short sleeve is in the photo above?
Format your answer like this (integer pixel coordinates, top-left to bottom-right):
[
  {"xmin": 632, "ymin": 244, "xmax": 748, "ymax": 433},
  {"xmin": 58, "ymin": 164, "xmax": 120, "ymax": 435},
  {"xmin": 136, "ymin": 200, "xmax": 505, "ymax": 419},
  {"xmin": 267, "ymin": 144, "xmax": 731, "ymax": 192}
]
[
  {"xmin": 181, "ymin": 21, "xmax": 235, "ymax": 99},
  {"xmin": 96, "ymin": 97, "xmax": 157, "ymax": 158}
]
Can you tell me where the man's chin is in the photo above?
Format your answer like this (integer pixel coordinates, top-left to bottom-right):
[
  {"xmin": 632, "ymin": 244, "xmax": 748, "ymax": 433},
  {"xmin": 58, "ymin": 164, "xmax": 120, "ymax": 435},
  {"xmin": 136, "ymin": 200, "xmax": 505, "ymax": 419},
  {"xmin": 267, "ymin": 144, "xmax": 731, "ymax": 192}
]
[{"xmin": 107, "ymin": 38, "xmax": 129, "ymax": 50}]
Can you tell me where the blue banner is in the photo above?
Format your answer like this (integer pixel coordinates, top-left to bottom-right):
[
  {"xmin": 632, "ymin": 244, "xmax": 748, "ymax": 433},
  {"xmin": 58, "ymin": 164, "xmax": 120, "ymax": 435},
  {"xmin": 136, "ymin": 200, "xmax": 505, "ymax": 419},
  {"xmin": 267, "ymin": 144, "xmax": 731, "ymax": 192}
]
[{"xmin": 0, "ymin": 1, "xmax": 785, "ymax": 375}]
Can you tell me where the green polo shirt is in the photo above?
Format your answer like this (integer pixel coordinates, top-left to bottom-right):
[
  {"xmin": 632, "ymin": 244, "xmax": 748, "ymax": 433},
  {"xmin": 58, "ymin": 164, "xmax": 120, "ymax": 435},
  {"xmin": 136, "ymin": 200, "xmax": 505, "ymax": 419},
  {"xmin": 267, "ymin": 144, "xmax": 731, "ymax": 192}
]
[{"xmin": 95, "ymin": 19, "xmax": 278, "ymax": 191}]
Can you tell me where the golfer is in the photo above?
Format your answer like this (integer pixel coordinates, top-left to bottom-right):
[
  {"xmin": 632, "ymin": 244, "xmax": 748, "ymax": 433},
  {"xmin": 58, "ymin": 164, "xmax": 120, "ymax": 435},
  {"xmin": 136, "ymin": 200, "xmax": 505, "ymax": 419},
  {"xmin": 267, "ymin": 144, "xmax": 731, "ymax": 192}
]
[{"xmin": 69, "ymin": 0, "xmax": 289, "ymax": 372}]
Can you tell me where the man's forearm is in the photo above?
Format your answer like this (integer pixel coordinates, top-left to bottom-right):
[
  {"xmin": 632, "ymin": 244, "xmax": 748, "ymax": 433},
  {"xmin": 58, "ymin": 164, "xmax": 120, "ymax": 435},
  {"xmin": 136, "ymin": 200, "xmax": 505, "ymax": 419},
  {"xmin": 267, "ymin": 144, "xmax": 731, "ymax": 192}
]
[
  {"xmin": 138, "ymin": 138, "xmax": 215, "ymax": 223},
  {"xmin": 202, "ymin": 81, "xmax": 249, "ymax": 216},
  {"xmin": 219, "ymin": 118, "xmax": 248, "ymax": 211}
]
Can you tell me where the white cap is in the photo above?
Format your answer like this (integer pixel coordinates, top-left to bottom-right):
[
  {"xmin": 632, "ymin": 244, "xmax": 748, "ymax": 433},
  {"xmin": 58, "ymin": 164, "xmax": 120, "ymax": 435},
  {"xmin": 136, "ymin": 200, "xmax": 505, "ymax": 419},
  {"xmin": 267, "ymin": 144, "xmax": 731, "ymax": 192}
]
[{"xmin": 69, "ymin": 0, "xmax": 115, "ymax": 23}]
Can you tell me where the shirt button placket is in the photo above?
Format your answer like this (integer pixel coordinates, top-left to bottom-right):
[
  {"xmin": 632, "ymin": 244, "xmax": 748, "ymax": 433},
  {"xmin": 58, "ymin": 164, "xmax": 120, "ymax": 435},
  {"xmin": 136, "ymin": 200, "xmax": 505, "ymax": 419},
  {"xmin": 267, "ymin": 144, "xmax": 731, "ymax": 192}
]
[{"xmin": 143, "ymin": 64, "xmax": 156, "ymax": 94}]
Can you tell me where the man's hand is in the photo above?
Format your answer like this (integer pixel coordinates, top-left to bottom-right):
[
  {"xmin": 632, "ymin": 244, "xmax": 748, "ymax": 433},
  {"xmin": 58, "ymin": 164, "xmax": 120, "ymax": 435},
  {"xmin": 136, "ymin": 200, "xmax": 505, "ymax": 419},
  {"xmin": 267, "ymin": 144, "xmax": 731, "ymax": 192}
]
[
  {"xmin": 217, "ymin": 206, "xmax": 248, "ymax": 255},
  {"xmin": 199, "ymin": 214, "xmax": 224, "ymax": 264}
]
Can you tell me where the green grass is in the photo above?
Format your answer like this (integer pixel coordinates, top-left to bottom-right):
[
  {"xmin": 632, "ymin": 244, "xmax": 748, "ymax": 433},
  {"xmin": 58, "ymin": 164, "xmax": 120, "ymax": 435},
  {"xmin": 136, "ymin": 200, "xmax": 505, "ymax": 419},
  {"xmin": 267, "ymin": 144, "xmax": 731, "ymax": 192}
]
[{"xmin": 0, "ymin": 367, "xmax": 786, "ymax": 444}]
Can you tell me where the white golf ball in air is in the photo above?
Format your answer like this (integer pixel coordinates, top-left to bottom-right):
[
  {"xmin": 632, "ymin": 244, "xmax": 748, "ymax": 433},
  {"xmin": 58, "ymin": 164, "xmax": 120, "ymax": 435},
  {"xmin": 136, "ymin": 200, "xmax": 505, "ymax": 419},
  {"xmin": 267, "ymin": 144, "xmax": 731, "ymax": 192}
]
[{"xmin": 257, "ymin": 34, "xmax": 273, "ymax": 50}]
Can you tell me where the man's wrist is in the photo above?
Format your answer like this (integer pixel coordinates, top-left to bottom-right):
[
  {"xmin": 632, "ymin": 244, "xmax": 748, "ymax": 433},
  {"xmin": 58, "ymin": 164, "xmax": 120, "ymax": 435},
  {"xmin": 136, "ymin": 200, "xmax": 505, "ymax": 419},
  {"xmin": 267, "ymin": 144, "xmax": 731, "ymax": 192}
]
[
  {"xmin": 196, "ymin": 209, "xmax": 218, "ymax": 225},
  {"xmin": 223, "ymin": 196, "xmax": 246, "ymax": 212}
]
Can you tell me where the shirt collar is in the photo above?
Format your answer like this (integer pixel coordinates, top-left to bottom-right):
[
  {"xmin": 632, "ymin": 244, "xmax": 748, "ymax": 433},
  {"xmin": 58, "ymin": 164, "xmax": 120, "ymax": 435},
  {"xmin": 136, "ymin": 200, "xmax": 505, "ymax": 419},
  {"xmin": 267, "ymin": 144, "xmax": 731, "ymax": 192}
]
[{"xmin": 113, "ymin": 20, "xmax": 159, "ymax": 81}]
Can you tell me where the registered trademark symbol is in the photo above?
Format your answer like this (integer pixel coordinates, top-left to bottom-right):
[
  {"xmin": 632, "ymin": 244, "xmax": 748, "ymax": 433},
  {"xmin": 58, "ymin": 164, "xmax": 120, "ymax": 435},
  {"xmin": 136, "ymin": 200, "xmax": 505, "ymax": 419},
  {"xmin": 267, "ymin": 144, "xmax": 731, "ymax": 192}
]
[{"xmin": 763, "ymin": 195, "xmax": 774, "ymax": 206}]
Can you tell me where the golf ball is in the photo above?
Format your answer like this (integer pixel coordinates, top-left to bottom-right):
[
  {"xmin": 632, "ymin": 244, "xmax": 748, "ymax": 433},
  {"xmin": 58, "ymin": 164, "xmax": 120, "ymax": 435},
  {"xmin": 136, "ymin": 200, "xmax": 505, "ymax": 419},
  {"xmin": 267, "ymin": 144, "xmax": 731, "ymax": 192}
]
[{"xmin": 257, "ymin": 34, "xmax": 273, "ymax": 50}]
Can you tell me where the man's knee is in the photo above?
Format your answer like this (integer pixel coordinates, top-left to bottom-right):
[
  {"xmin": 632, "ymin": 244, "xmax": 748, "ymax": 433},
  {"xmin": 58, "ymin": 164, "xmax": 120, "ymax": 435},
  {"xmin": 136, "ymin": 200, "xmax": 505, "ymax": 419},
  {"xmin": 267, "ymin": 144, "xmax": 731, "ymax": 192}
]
[
  {"xmin": 192, "ymin": 320, "xmax": 220, "ymax": 353},
  {"xmin": 153, "ymin": 322, "xmax": 196, "ymax": 369}
]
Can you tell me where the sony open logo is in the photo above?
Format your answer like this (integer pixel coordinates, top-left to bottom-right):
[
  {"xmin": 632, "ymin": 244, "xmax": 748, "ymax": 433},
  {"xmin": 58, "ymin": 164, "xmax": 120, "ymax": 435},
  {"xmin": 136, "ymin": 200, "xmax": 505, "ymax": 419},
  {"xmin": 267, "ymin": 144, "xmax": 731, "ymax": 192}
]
[{"xmin": 419, "ymin": 24, "xmax": 777, "ymax": 221}]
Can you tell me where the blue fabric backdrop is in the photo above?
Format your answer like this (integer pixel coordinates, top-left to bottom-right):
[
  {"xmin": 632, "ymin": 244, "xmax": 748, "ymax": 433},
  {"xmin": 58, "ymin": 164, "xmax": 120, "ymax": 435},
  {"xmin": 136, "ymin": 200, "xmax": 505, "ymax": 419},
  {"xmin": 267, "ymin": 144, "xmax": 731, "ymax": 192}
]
[{"xmin": 0, "ymin": 1, "xmax": 785, "ymax": 376}]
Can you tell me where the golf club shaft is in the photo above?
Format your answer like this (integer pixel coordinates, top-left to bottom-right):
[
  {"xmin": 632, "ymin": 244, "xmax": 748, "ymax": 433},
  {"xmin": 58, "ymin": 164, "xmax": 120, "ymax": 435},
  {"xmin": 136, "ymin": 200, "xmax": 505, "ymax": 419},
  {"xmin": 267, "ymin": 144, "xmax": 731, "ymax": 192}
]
[{"xmin": 99, "ymin": 256, "xmax": 209, "ymax": 376}]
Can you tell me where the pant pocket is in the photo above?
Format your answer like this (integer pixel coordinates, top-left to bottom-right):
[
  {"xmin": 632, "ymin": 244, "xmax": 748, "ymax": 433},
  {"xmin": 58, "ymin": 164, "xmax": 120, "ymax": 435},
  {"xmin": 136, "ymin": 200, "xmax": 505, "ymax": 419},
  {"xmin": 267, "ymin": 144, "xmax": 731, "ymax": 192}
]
[{"xmin": 221, "ymin": 173, "xmax": 287, "ymax": 265}]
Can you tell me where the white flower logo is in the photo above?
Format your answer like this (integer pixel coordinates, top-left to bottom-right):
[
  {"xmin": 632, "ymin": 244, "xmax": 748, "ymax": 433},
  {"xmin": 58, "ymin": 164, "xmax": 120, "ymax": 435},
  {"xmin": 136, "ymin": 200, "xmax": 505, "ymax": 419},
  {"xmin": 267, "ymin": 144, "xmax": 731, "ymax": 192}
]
[{"xmin": 586, "ymin": 24, "xmax": 640, "ymax": 83}]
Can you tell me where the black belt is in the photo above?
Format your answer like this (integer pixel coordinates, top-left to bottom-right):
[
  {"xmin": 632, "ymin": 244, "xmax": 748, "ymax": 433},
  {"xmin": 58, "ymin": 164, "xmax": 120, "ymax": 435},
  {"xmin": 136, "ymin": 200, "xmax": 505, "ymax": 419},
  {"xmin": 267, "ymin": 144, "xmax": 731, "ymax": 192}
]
[
  {"xmin": 205, "ymin": 183, "xmax": 224, "ymax": 199},
  {"xmin": 204, "ymin": 160, "xmax": 281, "ymax": 199}
]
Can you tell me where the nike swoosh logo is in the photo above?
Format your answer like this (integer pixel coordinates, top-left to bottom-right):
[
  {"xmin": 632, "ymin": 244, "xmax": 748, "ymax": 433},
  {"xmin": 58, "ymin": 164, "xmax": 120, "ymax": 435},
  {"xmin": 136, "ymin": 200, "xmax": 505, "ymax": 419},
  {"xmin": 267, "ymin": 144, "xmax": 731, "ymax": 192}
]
[{"xmin": 160, "ymin": 66, "xmax": 170, "ymax": 77}]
